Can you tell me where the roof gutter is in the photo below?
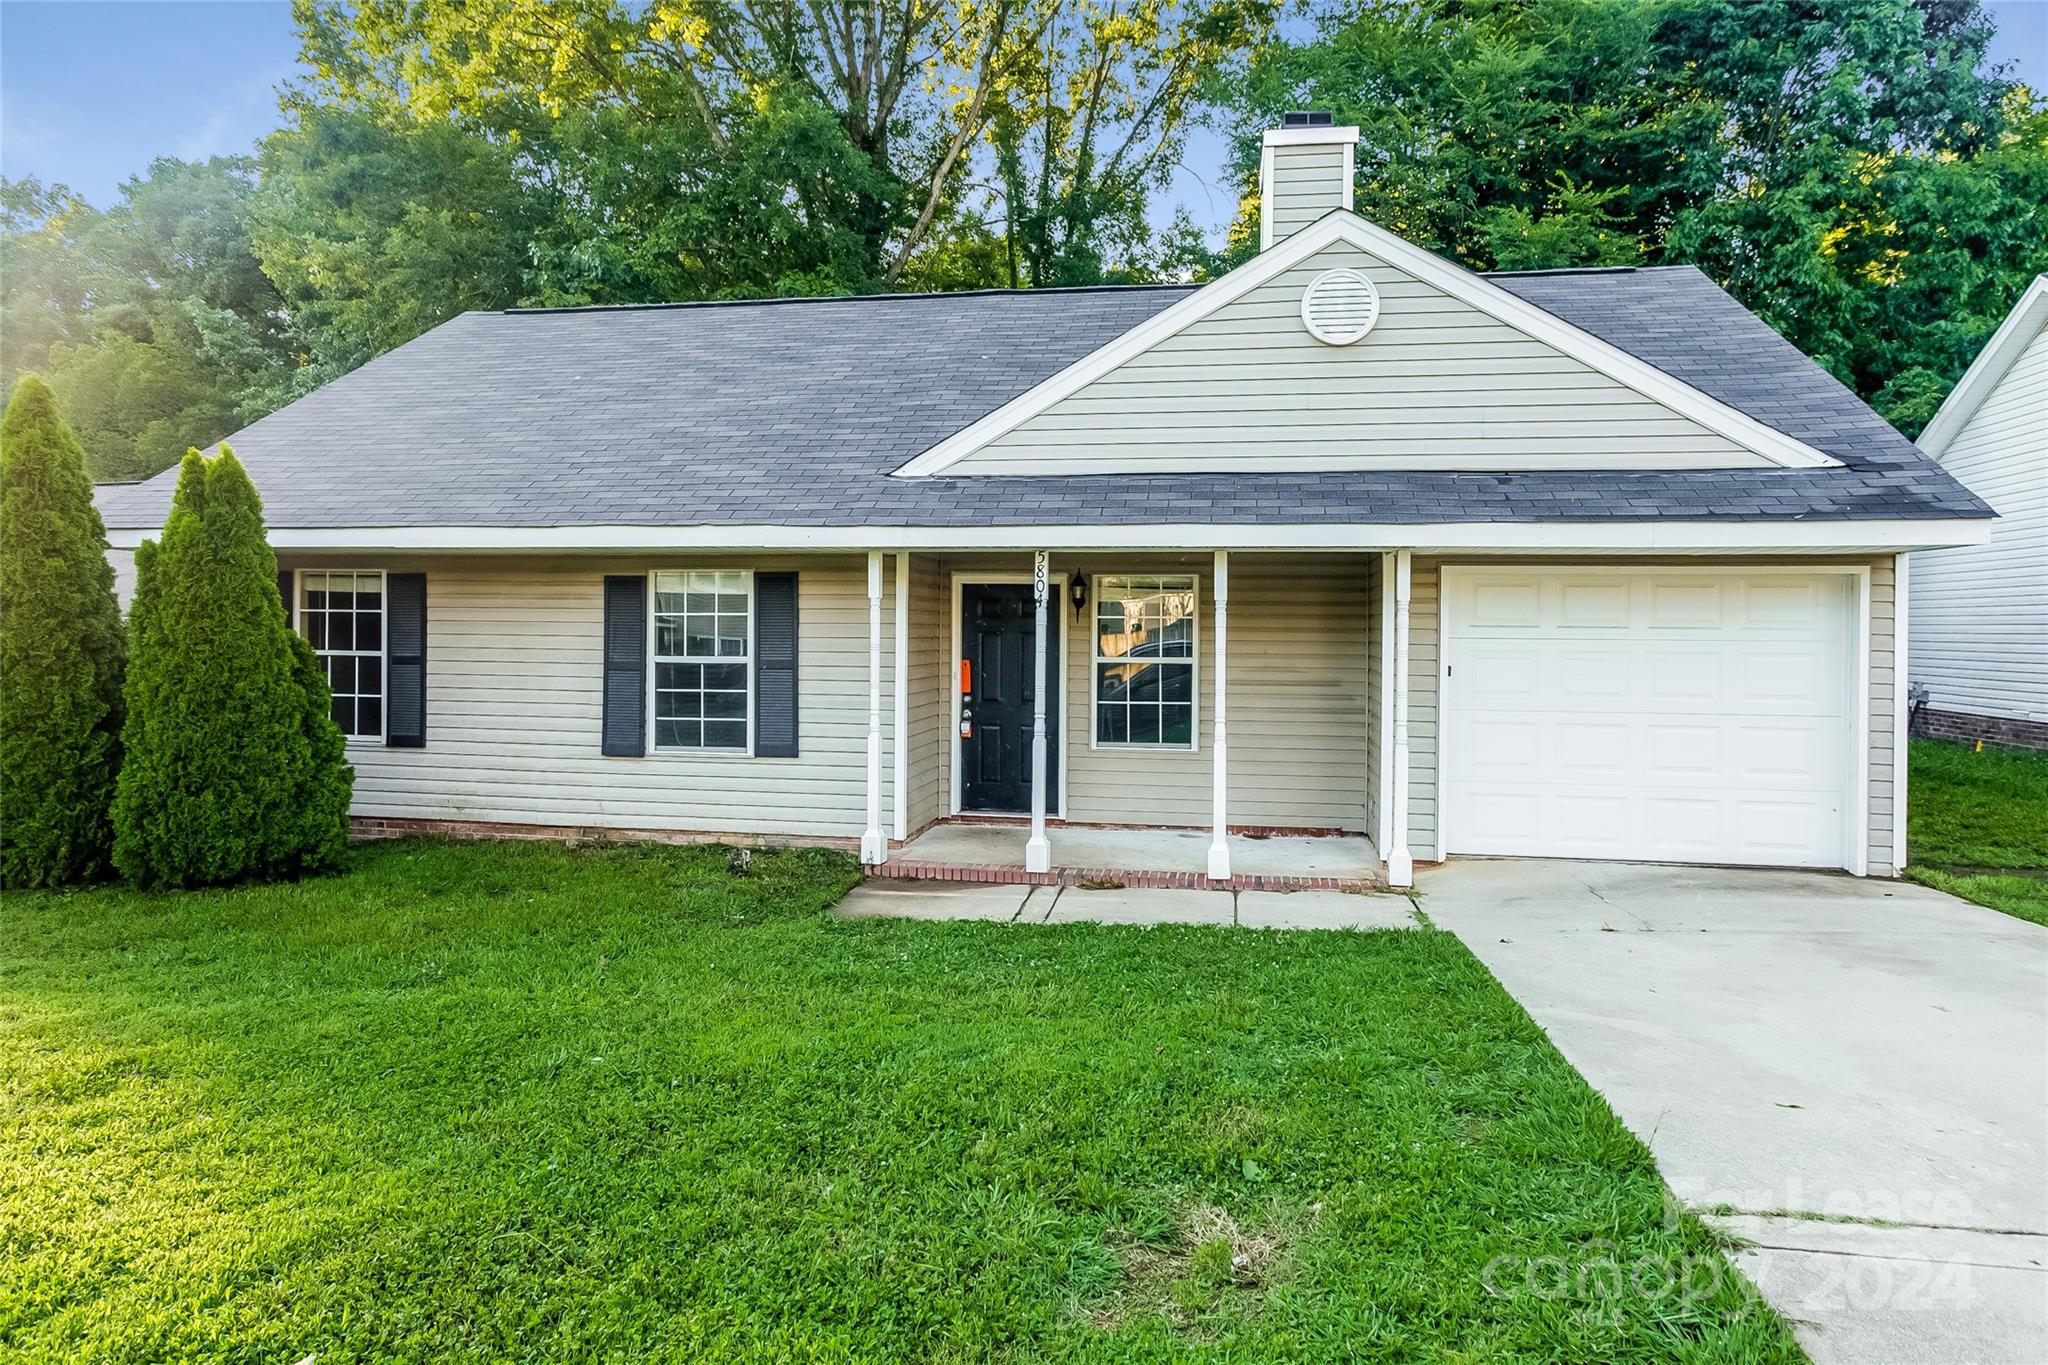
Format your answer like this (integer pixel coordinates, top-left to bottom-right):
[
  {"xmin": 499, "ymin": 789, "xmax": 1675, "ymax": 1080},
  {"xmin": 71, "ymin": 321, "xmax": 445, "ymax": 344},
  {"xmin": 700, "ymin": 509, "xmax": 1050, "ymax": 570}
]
[{"xmin": 102, "ymin": 519, "xmax": 1993, "ymax": 555}]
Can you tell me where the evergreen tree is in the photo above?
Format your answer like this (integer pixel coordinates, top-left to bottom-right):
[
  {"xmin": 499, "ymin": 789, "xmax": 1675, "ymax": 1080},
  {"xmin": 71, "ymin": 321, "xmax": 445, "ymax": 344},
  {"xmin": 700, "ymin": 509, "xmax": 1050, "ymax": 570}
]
[
  {"xmin": 0, "ymin": 375, "xmax": 126, "ymax": 886},
  {"xmin": 111, "ymin": 445, "xmax": 351, "ymax": 887}
]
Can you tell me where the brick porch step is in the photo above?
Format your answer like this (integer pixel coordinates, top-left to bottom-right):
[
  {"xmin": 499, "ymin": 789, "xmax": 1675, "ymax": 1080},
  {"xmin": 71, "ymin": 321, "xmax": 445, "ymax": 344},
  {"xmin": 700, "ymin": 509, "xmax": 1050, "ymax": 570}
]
[{"xmin": 878, "ymin": 859, "xmax": 1384, "ymax": 894}]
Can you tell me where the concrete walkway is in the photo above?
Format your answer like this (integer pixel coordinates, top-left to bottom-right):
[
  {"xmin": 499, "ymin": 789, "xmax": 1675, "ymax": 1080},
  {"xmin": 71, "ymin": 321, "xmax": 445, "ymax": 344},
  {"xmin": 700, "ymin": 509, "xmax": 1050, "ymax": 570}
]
[
  {"xmin": 1422, "ymin": 858, "xmax": 2048, "ymax": 1365},
  {"xmin": 836, "ymin": 878, "xmax": 1419, "ymax": 930}
]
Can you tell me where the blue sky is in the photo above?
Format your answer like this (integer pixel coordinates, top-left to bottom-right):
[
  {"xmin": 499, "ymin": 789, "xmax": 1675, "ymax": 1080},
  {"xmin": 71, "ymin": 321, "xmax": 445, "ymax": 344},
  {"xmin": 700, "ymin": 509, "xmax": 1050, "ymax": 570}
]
[{"xmin": 4, "ymin": 0, "xmax": 2044, "ymax": 241}]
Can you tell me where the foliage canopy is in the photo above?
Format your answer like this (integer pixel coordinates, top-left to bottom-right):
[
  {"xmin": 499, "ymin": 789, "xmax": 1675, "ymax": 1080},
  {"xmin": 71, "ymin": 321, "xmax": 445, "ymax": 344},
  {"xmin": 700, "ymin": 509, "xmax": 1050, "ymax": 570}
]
[
  {"xmin": 111, "ymin": 446, "xmax": 352, "ymax": 888},
  {"xmin": 0, "ymin": 376, "xmax": 126, "ymax": 886}
]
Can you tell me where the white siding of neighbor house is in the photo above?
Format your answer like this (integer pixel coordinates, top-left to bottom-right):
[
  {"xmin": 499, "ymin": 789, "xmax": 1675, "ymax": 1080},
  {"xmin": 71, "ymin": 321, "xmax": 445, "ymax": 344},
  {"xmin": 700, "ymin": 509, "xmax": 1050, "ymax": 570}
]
[
  {"xmin": 280, "ymin": 553, "xmax": 895, "ymax": 842},
  {"xmin": 1266, "ymin": 141, "xmax": 1349, "ymax": 243},
  {"xmin": 1401, "ymin": 557, "xmax": 1900, "ymax": 876},
  {"xmin": 952, "ymin": 240, "xmax": 1764, "ymax": 475},
  {"xmin": 108, "ymin": 547, "xmax": 137, "ymax": 607},
  {"xmin": 1910, "ymin": 324, "xmax": 2048, "ymax": 723}
]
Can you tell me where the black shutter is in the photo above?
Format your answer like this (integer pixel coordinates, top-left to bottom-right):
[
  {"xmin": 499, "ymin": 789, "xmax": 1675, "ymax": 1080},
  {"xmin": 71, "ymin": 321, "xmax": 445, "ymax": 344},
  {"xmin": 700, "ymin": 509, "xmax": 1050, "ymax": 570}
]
[
  {"xmin": 754, "ymin": 572, "xmax": 799, "ymax": 757},
  {"xmin": 277, "ymin": 568, "xmax": 294, "ymax": 624},
  {"xmin": 602, "ymin": 575, "xmax": 647, "ymax": 757},
  {"xmin": 386, "ymin": 572, "xmax": 427, "ymax": 747}
]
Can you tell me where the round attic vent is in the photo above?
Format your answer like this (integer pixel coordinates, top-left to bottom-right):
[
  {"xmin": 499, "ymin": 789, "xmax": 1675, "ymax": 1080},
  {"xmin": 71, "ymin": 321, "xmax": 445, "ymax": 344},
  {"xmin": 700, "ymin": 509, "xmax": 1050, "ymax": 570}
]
[{"xmin": 1301, "ymin": 268, "xmax": 1380, "ymax": 345}]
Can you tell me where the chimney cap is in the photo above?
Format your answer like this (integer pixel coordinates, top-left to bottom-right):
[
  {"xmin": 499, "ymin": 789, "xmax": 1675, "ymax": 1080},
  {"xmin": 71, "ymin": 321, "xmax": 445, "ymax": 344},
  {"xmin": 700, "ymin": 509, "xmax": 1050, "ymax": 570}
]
[{"xmin": 1282, "ymin": 111, "xmax": 1336, "ymax": 128}]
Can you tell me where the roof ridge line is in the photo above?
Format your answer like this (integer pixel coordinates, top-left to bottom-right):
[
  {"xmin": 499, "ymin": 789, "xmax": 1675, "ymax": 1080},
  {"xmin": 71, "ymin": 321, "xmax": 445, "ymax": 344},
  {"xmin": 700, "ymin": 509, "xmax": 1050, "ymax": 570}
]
[{"xmin": 500, "ymin": 282, "xmax": 1198, "ymax": 315}]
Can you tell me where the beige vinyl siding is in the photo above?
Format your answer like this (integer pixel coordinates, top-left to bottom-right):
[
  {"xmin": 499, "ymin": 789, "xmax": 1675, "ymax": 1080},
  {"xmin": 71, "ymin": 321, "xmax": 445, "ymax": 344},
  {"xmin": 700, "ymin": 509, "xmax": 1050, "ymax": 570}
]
[
  {"xmin": 1266, "ymin": 142, "xmax": 1348, "ymax": 243},
  {"xmin": 1407, "ymin": 559, "xmax": 1441, "ymax": 860},
  {"xmin": 904, "ymin": 553, "xmax": 949, "ymax": 834},
  {"xmin": 284, "ymin": 553, "xmax": 892, "ymax": 842},
  {"xmin": 956, "ymin": 241, "xmax": 1764, "ymax": 475},
  {"xmin": 1910, "ymin": 323, "xmax": 2048, "ymax": 723},
  {"xmin": 1868, "ymin": 559, "xmax": 1899, "ymax": 876}
]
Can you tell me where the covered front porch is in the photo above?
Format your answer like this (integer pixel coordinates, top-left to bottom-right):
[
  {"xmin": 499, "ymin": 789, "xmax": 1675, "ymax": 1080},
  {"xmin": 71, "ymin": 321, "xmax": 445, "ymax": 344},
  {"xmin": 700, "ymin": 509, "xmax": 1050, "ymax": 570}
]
[{"xmin": 851, "ymin": 546, "xmax": 1421, "ymax": 889}]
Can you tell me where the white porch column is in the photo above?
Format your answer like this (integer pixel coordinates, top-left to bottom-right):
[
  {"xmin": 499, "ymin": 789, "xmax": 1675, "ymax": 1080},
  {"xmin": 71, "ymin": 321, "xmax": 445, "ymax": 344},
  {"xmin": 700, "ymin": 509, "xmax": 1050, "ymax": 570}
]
[
  {"xmin": 1024, "ymin": 550, "xmax": 1052, "ymax": 873},
  {"xmin": 1376, "ymin": 552, "xmax": 1396, "ymax": 857},
  {"xmin": 892, "ymin": 551, "xmax": 910, "ymax": 841},
  {"xmin": 1387, "ymin": 550, "xmax": 1415, "ymax": 888},
  {"xmin": 861, "ymin": 550, "xmax": 887, "ymax": 865},
  {"xmin": 1893, "ymin": 550, "xmax": 1909, "ymax": 875},
  {"xmin": 1207, "ymin": 550, "xmax": 1231, "ymax": 881}
]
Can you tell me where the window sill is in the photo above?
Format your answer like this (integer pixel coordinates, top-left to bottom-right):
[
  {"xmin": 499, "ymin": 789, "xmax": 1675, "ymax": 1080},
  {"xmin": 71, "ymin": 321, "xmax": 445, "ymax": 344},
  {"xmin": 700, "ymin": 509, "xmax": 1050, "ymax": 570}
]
[{"xmin": 1089, "ymin": 742, "xmax": 1202, "ymax": 755}]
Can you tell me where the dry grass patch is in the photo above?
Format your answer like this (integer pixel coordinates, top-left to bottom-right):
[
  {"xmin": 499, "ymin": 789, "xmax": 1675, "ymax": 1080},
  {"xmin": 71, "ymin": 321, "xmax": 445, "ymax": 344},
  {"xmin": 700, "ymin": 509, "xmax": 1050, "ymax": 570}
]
[{"xmin": 1088, "ymin": 1198, "xmax": 1319, "ymax": 1334}]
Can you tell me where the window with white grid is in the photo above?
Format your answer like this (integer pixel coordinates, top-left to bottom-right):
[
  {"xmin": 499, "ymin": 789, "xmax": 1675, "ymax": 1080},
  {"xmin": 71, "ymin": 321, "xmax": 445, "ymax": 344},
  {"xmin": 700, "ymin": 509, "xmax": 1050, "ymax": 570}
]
[
  {"xmin": 299, "ymin": 570, "xmax": 385, "ymax": 740},
  {"xmin": 1093, "ymin": 575, "xmax": 1197, "ymax": 749},
  {"xmin": 652, "ymin": 570, "xmax": 751, "ymax": 751}
]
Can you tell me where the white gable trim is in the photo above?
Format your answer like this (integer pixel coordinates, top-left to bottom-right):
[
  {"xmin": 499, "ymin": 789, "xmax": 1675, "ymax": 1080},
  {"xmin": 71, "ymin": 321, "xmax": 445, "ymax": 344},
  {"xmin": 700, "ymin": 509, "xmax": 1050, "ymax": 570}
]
[
  {"xmin": 1917, "ymin": 274, "xmax": 2048, "ymax": 458},
  {"xmin": 891, "ymin": 212, "xmax": 1839, "ymax": 477}
]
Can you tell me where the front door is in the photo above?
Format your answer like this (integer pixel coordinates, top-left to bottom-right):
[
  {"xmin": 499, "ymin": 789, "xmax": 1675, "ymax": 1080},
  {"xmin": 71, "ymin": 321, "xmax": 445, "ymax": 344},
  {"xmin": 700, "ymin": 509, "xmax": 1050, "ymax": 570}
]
[{"xmin": 960, "ymin": 583, "xmax": 1059, "ymax": 814}]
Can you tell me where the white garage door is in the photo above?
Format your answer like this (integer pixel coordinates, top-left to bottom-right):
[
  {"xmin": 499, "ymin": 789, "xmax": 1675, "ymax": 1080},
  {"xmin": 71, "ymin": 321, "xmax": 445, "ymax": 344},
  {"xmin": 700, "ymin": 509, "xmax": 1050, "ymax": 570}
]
[{"xmin": 1442, "ymin": 568, "xmax": 1859, "ymax": 869}]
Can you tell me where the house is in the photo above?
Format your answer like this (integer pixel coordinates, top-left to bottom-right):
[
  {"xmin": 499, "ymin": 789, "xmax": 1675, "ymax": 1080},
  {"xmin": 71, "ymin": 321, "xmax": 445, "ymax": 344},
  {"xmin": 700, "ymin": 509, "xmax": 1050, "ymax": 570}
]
[
  {"xmin": 95, "ymin": 116, "xmax": 1994, "ymax": 889},
  {"xmin": 1908, "ymin": 276, "xmax": 2047, "ymax": 752}
]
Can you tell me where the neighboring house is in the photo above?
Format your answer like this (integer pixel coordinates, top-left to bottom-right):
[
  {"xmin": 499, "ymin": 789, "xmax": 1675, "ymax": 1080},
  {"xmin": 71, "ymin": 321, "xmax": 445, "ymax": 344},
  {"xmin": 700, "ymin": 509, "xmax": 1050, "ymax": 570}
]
[
  {"xmin": 1908, "ymin": 276, "xmax": 2048, "ymax": 752},
  {"xmin": 96, "ymin": 116, "xmax": 1993, "ymax": 888}
]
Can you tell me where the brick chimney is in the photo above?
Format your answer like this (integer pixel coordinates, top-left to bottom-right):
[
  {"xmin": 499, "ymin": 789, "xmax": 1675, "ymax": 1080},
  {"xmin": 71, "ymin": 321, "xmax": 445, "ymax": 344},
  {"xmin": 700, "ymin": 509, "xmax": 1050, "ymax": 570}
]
[{"xmin": 1259, "ymin": 112, "xmax": 1360, "ymax": 249}]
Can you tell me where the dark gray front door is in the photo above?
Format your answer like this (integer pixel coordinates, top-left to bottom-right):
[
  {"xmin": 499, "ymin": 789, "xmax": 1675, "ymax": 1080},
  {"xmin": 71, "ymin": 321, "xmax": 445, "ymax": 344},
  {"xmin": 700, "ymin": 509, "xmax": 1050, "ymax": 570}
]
[{"xmin": 960, "ymin": 583, "xmax": 1059, "ymax": 814}]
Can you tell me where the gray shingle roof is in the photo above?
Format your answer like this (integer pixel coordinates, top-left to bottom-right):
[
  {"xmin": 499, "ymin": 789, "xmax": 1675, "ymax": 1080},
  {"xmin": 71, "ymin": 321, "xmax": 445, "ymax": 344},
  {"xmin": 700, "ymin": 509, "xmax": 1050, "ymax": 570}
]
[{"xmin": 94, "ymin": 264, "xmax": 1990, "ymax": 531}]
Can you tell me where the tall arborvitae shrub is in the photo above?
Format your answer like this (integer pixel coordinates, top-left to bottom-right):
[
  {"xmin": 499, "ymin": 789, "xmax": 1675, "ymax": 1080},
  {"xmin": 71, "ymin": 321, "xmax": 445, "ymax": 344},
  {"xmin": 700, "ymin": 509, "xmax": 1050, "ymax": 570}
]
[
  {"xmin": 112, "ymin": 446, "xmax": 352, "ymax": 887},
  {"xmin": 0, "ymin": 376, "xmax": 127, "ymax": 887}
]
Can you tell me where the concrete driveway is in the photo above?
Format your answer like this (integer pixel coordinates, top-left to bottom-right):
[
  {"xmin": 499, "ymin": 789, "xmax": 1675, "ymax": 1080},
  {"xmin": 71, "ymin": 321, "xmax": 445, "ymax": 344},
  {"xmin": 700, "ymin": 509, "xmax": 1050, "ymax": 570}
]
[{"xmin": 1422, "ymin": 859, "xmax": 2048, "ymax": 1365}]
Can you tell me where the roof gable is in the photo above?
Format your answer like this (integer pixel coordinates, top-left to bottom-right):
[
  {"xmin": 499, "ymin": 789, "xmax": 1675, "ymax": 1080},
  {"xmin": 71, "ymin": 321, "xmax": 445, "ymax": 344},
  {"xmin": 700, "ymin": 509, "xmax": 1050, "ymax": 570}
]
[
  {"xmin": 895, "ymin": 213, "xmax": 1837, "ymax": 477},
  {"xmin": 1917, "ymin": 275, "xmax": 2048, "ymax": 460}
]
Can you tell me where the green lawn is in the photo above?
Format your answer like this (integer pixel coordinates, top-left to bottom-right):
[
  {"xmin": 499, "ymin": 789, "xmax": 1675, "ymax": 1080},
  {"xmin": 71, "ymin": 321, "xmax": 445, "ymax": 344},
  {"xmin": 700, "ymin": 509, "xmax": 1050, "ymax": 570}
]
[
  {"xmin": 2, "ymin": 841, "xmax": 1797, "ymax": 1363},
  {"xmin": 1907, "ymin": 739, "xmax": 2048, "ymax": 925}
]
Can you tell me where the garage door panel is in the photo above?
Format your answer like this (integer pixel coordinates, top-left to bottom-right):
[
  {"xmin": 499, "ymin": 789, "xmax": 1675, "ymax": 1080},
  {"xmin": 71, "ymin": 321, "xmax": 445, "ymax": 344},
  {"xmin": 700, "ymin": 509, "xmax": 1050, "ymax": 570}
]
[
  {"xmin": 1643, "ymin": 723, "xmax": 1720, "ymax": 779},
  {"xmin": 1467, "ymin": 646, "xmax": 1543, "ymax": 702},
  {"xmin": 1558, "ymin": 579, "xmax": 1632, "ymax": 627},
  {"xmin": 1647, "ymin": 579, "xmax": 1722, "ymax": 626},
  {"xmin": 1556, "ymin": 650, "xmax": 1631, "ymax": 704},
  {"xmin": 1730, "ymin": 722, "xmax": 1839, "ymax": 786},
  {"xmin": 1641, "ymin": 797, "xmax": 1722, "ymax": 857},
  {"xmin": 1462, "ymin": 716, "xmax": 1542, "ymax": 778},
  {"xmin": 1446, "ymin": 569, "xmax": 1855, "ymax": 870},
  {"xmin": 1469, "ymin": 580, "xmax": 1541, "ymax": 627},
  {"xmin": 1739, "ymin": 649, "xmax": 1842, "ymax": 710},
  {"xmin": 1743, "ymin": 579, "xmax": 1831, "ymax": 629},
  {"xmin": 1646, "ymin": 650, "xmax": 1722, "ymax": 705}
]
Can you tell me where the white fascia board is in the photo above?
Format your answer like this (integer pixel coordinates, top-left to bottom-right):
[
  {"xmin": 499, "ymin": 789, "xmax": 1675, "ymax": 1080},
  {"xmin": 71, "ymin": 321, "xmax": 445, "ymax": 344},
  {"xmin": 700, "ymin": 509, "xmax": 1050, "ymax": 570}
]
[
  {"xmin": 1261, "ymin": 125, "xmax": 1363, "ymax": 148},
  {"xmin": 891, "ymin": 212, "xmax": 1840, "ymax": 477},
  {"xmin": 1916, "ymin": 274, "xmax": 2048, "ymax": 458},
  {"xmin": 105, "ymin": 518, "xmax": 1992, "ymax": 554}
]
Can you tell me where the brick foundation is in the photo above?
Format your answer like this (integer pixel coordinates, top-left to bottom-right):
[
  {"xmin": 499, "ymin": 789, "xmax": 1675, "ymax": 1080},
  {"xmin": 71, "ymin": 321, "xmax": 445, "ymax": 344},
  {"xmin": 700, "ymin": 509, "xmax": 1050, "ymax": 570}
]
[
  {"xmin": 350, "ymin": 815, "xmax": 861, "ymax": 852},
  {"xmin": 1914, "ymin": 708, "xmax": 2048, "ymax": 753}
]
